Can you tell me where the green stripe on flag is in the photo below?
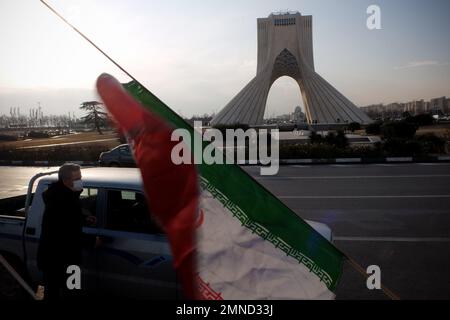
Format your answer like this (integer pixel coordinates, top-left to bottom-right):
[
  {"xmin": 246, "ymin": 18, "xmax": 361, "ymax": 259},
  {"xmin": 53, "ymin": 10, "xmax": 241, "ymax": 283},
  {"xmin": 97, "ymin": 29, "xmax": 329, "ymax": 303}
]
[{"xmin": 123, "ymin": 80, "xmax": 346, "ymax": 290}]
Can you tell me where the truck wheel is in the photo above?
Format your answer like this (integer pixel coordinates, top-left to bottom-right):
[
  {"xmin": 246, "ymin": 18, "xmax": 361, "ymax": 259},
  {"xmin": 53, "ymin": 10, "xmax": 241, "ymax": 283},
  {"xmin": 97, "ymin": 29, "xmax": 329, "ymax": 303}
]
[{"xmin": 0, "ymin": 254, "xmax": 33, "ymax": 300}]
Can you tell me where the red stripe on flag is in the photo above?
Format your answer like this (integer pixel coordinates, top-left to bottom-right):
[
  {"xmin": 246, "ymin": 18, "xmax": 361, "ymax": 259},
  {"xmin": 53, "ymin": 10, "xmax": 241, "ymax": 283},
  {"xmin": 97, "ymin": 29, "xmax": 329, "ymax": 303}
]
[{"xmin": 97, "ymin": 73, "xmax": 199, "ymax": 299}]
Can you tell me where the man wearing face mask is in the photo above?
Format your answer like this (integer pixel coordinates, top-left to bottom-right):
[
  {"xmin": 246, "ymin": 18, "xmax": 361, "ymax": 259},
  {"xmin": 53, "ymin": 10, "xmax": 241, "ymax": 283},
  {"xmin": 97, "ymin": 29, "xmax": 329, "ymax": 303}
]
[{"xmin": 37, "ymin": 163, "xmax": 95, "ymax": 300}]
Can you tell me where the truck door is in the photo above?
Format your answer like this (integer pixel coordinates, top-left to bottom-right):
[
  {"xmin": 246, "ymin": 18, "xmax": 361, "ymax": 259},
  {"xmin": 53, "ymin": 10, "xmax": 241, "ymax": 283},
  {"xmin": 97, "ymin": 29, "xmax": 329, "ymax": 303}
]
[
  {"xmin": 95, "ymin": 189, "xmax": 176, "ymax": 299},
  {"xmin": 79, "ymin": 187, "xmax": 101, "ymax": 294}
]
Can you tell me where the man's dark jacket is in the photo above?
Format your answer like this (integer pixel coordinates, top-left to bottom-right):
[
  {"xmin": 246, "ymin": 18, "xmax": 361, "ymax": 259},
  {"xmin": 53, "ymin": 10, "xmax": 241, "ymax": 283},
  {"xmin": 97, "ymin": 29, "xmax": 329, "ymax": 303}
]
[{"xmin": 37, "ymin": 181, "xmax": 84, "ymax": 271}]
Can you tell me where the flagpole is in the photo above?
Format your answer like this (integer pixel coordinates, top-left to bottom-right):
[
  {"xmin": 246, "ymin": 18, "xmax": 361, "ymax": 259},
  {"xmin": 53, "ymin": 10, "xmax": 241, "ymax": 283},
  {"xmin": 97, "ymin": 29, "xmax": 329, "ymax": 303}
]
[
  {"xmin": 39, "ymin": 0, "xmax": 139, "ymax": 84},
  {"xmin": 39, "ymin": 0, "xmax": 401, "ymax": 301},
  {"xmin": 0, "ymin": 254, "xmax": 38, "ymax": 300},
  {"xmin": 347, "ymin": 258, "xmax": 401, "ymax": 300}
]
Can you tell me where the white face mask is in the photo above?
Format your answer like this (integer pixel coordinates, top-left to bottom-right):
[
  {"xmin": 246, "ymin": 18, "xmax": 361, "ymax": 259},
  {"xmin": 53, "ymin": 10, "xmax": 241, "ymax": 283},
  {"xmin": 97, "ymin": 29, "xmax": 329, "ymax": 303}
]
[{"xmin": 72, "ymin": 179, "xmax": 83, "ymax": 191}]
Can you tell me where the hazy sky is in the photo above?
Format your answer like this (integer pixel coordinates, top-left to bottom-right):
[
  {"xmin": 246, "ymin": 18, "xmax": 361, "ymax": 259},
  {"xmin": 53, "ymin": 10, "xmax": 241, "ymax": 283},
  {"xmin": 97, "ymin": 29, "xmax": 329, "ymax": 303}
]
[{"xmin": 0, "ymin": 0, "xmax": 449, "ymax": 118}]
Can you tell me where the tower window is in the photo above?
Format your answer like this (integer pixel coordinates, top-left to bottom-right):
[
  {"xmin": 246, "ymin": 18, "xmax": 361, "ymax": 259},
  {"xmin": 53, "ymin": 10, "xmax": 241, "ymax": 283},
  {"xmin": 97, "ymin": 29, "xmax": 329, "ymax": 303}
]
[{"xmin": 275, "ymin": 18, "xmax": 296, "ymax": 26}]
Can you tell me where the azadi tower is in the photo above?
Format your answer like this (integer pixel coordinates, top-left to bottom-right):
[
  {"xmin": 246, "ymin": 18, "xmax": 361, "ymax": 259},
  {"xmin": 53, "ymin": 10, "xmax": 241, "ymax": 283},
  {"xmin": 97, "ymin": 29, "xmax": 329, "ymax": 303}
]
[{"xmin": 211, "ymin": 12, "xmax": 372, "ymax": 126}]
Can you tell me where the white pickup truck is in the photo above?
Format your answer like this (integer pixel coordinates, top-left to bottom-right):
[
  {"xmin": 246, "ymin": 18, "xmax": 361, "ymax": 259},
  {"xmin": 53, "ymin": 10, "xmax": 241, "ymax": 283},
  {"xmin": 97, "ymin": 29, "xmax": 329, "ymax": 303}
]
[{"xmin": 0, "ymin": 167, "xmax": 332, "ymax": 299}]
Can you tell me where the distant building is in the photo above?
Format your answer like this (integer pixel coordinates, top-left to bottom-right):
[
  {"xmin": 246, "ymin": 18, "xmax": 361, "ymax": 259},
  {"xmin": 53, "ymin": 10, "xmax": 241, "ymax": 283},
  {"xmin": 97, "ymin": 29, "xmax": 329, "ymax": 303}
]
[
  {"xmin": 384, "ymin": 103, "xmax": 404, "ymax": 119},
  {"xmin": 361, "ymin": 96, "xmax": 448, "ymax": 120},
  {"xmin": 424, "ymin": 101, "xmax": 431, "ymax": 113},
  {"xmin": 275, "ymin": 114, "xmax": 292, "ymax": 122},
  {"xmin": 429, "ymin": 97, "xmax": 449, "ymax": 114},
  {"xmin": 404, "ymin": 100, "xmax": 425, "ymax": 115},
  {"xmin": 360, "ymin": 104, "xmax": 384, "ymax": 120},
  {"xmin": 292, "ymin": 106, "xmax": 307, "ymax": 124}
]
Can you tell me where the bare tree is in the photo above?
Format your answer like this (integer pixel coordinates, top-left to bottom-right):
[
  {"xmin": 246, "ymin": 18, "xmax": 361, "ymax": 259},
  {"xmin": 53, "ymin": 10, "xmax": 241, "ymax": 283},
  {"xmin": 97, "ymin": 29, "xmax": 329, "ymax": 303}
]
[{"xmin": 80, "ymin": 101, "xmax": 107, "ymax": 134}]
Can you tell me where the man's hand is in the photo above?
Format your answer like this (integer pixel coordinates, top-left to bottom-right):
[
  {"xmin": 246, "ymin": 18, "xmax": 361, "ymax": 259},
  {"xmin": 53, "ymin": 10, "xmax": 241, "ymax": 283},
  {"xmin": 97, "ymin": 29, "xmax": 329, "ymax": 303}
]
[
  {"xmin": 94, "ymin": 236, "xmax": 103, "ymax": 249},
  {"xmin": 85, "ymin": 216, "xmax": 97, "ymax": 226}
]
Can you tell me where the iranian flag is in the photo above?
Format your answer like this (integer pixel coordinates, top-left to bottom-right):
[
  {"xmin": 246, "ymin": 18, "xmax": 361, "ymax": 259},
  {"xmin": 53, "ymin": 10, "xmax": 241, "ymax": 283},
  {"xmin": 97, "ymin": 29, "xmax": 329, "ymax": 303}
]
[{"xmin": 98, "ymin": 74, "xmax": 346, "ymax": 300}]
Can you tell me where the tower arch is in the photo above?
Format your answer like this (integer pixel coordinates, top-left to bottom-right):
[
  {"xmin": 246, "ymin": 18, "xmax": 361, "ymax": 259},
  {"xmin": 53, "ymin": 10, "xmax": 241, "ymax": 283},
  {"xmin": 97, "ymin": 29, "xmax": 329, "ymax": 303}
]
[
  {"xmin": 211, "ymin": 12, "xmax": 372, "ymax": 126},
  {"xmin": 264, "ymin": 75, "xmax": 304, "ymax": 120}
]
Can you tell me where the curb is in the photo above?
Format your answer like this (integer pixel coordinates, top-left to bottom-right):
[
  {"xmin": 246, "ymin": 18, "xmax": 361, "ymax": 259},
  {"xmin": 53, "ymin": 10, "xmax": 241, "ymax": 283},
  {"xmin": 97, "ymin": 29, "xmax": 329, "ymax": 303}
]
[
  {"xmin": 240, "ymin": 156, "xmax": 450, "ymax": 166},
  {"xmin": 1, "ymin": 156, "xmax": 450, "ymax": 167}
]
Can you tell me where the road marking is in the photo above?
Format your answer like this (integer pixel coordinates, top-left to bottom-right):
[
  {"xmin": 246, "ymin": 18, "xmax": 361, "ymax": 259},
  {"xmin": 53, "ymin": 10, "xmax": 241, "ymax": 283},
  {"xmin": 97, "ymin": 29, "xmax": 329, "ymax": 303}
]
[
  {"xmin": 257, "ymin": 174, "xmax": 450, "ymax": 180},
  {"xmin": 416, "ymin": 163, "xmax": 450, "ymax": 166},
  {"xmin": 335, "ymin": 158, "xmax": 362, "ymax": 163},
  {"xmin": 283, "ymin": 159, "xmax": 313, "ymax": 164},
  {"xmin": 278, "ymin": 195, "xmax": 450, "ymax": 199},
  {"xmin": 328, "ymin": 165, "xmax": 354, "ymax": 167},
  {"xmin": 334, "ymin": 236, "xmax": 450, "ymax": 243},
  {"xmin": 387, "ymin": 157, "xmax": 413, "ymax": 162}
]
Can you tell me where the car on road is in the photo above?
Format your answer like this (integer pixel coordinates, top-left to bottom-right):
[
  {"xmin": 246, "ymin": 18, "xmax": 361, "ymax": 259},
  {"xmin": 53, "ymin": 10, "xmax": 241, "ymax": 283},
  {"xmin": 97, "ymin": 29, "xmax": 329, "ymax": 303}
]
[
  {"xmin": 0, "ymin": 167, "xmax": 333, "ymax": 299},
  {"xmin": 98, "ymin": 144, "xmax": 136, "ymax": 167}
]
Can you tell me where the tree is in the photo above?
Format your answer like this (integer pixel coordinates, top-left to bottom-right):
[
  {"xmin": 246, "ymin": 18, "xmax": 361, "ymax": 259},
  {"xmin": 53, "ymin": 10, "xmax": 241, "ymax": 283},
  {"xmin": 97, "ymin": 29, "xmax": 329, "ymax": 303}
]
[
  {"xmin": 405, "ymin": 113, "xmax": 434, "ymax": 127},
  {"xmin": 325, "ymin": 130, "xmax": 349, "ymax": 148},
  {"xmin": 309, "ymin": 131, "xmax": 324, "ymax": 144},
  {"xmin": 415, "ymin": 133, "xmax": 446, "ymax": 154},
  {"xmin": 365, "ymin": 121, "xmax": 383, "ymax": 135},
  {"xmin": 347, "ymin": 122, "xmax": 361, "ymax": 133},
  {"xmin": 381, "ymin": 121, "xmax": 417, "ymax": 140},
  {"xmin": 80, "ymin": 101, "xmax": 108, "ymax": 134},
  {"xmin": 309, "ymin": 130, "xmax": 348, "ymax": 148},
  {"xmin": 402, "ymin": 111, "xmax": 411, "ymax": 119}
]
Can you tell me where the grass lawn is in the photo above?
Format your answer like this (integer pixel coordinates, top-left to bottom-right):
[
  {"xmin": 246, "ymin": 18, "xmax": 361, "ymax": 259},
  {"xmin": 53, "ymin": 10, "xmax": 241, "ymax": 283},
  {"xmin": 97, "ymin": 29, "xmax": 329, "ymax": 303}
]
[
  {"xmin": 0, "ymin": 131, "xmax": 120, "ymax": 150},
  {"xmin": 416, "ymin": 124, "xmax": 450, "ymax": 138},
  {"xmin": 0, "ymin": 131, "xmax": 122, "ymax": 162}
]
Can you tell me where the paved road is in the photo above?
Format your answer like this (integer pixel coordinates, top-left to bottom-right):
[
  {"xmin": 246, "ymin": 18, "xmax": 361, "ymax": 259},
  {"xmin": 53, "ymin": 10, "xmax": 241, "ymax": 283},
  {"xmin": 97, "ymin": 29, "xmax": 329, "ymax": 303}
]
[
  {"xmin": 243, "ymin": 163, "xmax": 450, "ymax": 300},
  {"xmin": 1, "ymin": 163, "xmax": 449, "ymax": 299},
  {"xmin": 0, "ymin": 166, "xmax": 59, "ymax": 199}
]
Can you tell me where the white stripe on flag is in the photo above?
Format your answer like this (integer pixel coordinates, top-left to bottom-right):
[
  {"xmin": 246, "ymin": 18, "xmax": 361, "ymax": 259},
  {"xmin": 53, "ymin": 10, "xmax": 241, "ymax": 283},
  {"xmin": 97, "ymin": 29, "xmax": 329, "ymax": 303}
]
[{"xmin": 197, "ymin": 190, "xmax": 335, "ymax": 300}]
